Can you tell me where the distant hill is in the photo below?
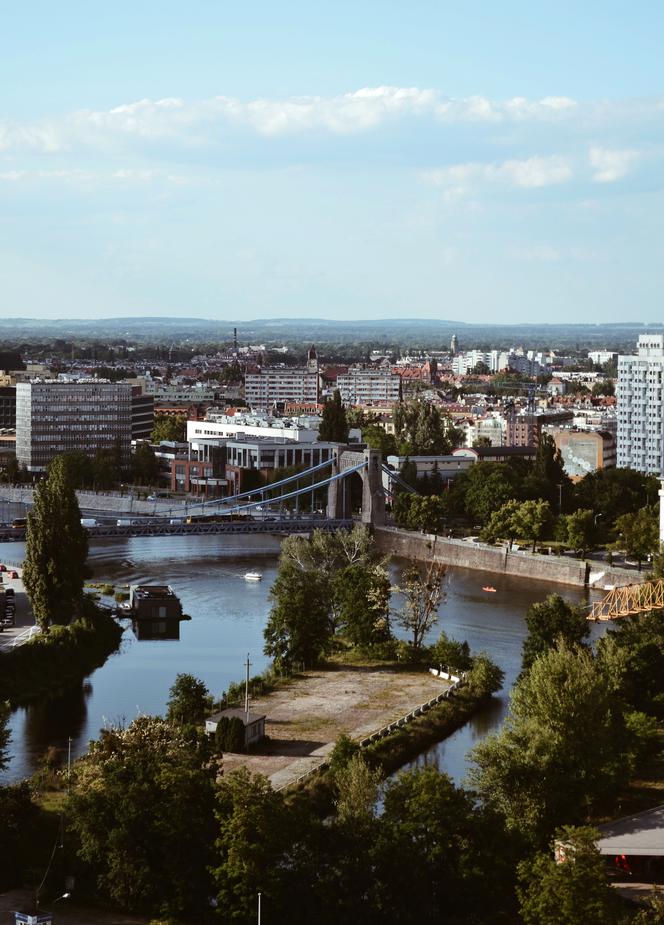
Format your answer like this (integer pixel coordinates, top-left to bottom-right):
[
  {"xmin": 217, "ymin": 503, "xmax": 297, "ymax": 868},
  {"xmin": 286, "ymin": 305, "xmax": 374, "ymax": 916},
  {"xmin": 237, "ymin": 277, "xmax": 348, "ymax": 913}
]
[{"xmin": 0, "ymin": 315, "xmax": 660, "ymax": 350}]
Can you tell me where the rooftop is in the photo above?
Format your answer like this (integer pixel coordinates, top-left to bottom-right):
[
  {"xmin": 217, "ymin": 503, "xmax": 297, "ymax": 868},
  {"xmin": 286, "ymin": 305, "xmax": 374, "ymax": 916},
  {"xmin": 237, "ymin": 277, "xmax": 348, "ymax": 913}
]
[{"xmin": 597, "ymin": 805, "xmax": 664, "ymax": 856}]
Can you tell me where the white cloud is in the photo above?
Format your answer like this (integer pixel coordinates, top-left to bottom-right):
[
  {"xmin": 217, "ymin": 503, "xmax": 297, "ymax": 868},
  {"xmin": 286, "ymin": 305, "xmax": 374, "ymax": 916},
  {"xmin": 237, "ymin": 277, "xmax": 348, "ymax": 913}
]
[
  {"xmin": 589, "ymin": 146, "xmax": 640, "ymax": 182},
  {"xmin": 0, "ymin": 88, "xmax": 584, "ymax": 152},
  {"xmin": 423, "ymin": 155, "xmax": 573, "ymax": 198}
]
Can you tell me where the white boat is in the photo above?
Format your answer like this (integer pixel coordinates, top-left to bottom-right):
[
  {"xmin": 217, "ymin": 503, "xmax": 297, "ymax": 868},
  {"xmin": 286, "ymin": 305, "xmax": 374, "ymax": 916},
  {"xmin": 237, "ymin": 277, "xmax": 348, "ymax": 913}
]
[{"xmin": 243, "ymin": 572, "xmax": 263, "ymax": 582}]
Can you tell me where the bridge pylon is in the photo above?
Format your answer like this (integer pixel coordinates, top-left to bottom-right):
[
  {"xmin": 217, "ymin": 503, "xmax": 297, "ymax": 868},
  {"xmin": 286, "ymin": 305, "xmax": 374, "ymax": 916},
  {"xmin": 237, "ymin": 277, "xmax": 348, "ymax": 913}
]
[{"xmin": 326, "ymin": 446, "xmax": 386, "ymax": 526}]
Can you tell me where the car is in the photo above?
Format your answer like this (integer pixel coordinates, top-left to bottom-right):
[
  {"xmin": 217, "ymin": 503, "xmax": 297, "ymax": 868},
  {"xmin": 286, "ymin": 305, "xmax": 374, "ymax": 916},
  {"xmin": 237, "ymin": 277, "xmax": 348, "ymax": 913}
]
[
  {"xmin": 4, "ymin": 588, "xmax": 14, "ymax": 598},
  {"xmin": 8, "ymin": 571, "xmax": 18, "ymax": 579}
]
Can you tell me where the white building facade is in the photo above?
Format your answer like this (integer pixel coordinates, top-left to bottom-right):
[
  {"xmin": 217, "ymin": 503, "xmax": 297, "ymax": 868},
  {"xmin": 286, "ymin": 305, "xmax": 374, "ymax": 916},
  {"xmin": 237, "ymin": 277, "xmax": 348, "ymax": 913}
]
[{"xmin": 617, "ymin": 335, "xmax": 664, "ymax": 474}]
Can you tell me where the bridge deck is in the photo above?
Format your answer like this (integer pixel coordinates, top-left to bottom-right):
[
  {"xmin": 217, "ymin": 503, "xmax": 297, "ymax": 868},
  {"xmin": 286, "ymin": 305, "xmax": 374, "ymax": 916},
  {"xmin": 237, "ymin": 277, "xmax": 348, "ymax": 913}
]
[{"xmin": 0, "ymin": 518, "xmax": 353, "ymax": 542}]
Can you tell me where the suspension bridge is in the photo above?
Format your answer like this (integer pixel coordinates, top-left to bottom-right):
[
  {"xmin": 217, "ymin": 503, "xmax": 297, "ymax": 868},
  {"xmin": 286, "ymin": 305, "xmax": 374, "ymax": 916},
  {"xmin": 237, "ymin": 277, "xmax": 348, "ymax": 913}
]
[{"xmin": 0, "ymin": 448, "xmax": 412, "ymax": 542}]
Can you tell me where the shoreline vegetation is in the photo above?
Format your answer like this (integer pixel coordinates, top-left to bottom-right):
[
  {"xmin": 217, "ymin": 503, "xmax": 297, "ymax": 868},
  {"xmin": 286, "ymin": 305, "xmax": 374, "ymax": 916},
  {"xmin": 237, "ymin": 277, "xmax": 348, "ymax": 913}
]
[{"xmin": 0, "ymin": 600, "xmax": 123, "ymax": 705}]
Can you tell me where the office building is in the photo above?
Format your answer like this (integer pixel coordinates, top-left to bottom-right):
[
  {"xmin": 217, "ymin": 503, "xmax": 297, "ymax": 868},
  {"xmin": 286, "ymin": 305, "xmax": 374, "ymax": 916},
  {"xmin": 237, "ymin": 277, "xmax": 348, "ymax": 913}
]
[
  {"xmin": 0, "ymin": 386, "xmax": 16, "ymax": 429},
  {"xmin": 16, "ymin": 380, "xmax": 132, "ymax": 473},
  {"xmin": 131, "ymin": 387, "xmax": 154, "ymax": 441},
  {"xmin": 617, "ymin": 335, "xmax": 664, "ymax": 473}
]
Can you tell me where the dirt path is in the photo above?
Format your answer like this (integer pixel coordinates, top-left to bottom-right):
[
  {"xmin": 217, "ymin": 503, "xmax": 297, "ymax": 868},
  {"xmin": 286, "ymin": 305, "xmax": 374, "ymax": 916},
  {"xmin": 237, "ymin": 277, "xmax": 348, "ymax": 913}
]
[{"xmin": 220, "ymin": 664, "xmax": 450, "ymax": 789}]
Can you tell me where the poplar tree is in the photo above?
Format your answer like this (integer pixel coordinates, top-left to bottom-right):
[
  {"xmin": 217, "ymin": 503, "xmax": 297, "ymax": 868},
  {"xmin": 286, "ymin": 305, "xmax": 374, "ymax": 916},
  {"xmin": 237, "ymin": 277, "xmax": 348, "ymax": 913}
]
[
  {"xmin": 319, "ymin": 389, "xmax": 349, "ymax": 443},
  {"xmin": 23, "ymin": 455, "xmax": 89, "ymax": 630}
]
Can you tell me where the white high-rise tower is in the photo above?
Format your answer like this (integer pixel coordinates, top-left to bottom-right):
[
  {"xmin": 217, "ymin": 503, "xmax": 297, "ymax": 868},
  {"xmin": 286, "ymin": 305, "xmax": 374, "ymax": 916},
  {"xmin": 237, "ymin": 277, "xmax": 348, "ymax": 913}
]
[{"xmin": 617, "ymin": 335, "xmax": 664, "ymax": 474}]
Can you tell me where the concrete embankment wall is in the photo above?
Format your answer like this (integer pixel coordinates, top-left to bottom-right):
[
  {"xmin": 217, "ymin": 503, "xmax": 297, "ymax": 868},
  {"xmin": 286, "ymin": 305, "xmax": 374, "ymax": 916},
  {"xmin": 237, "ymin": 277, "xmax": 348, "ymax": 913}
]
[
  {"xmin": 1, "ymin": 486, "xmax": 185, "ymax": 516},
  {"xmin": 374, "ymin": 526, "xmax": 644, "ymax": 590}
]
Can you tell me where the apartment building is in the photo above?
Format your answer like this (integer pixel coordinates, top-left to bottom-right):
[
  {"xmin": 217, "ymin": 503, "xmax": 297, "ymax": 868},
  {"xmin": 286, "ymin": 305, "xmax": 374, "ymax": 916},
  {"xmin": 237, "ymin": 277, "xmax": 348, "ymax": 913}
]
[
  {"xmin": 16, "ymin": 380, "xmax": 132, "ymax": 472},
  {"xmin": 335, "ymin": 368, "xmax": 401, "ymax": 406},
  {"xmin": 617, "ymin": 335, "xmax": 664, "ymax": 473}
]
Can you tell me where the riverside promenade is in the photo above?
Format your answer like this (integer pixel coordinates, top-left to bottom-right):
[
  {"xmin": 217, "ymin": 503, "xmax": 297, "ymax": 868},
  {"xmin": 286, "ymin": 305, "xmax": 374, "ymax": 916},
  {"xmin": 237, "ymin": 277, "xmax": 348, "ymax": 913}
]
[{"xmin": 374, "ymin": 526, "xmax": 645, "ymax": 590}]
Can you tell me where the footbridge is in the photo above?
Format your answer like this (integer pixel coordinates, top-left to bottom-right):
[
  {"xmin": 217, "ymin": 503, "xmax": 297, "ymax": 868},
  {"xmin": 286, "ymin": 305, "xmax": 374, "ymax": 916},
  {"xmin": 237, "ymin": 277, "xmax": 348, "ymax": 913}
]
[
  {"xmin": 589, "ymin": 579, "xmax": 664, "ymax": 621},
  {"xmin": 0, "ymin": 447, "xmax": 405, "ymax": 542}
]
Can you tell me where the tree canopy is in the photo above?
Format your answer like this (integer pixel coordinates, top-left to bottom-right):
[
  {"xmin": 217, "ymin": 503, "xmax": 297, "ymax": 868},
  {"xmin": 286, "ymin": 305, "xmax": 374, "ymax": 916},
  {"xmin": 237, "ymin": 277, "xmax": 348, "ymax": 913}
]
[
  {"xmin": 23, "ymin": 455, "xmax": 89, "ymax": 630},
  {"xmin": 319, "ymin": 389, "xmax": 349, "ymax": 443}
]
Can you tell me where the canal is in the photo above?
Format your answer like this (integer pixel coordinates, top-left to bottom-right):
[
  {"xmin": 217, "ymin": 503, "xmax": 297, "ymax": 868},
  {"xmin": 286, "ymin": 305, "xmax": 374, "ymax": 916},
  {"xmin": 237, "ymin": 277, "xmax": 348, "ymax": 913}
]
[{"xmin": 0, "ymin": 533, "xmax": 602, "ymax": 784}]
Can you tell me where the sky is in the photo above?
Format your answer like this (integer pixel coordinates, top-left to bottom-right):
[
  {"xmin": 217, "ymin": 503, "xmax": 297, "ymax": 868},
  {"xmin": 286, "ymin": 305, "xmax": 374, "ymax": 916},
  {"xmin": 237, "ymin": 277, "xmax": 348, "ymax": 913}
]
[{"xmin": 1, "ymin": 1, "xmax": 663, "ymax": 324}]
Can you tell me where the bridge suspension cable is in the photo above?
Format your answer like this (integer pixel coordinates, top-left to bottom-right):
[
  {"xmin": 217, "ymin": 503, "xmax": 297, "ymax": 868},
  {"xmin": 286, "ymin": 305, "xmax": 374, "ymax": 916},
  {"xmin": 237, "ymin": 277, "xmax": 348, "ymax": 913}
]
[
  {"xmin": 153, "ymin": 461, "xmax": 368, "ymax": 521},
  {"xmin": 163, "ymin": 456, "xmax": 336, "ymax": 518},
  {"xmin": 589, "ymin": 579, "xmax": 664, "ymax": 621},
  {"xmin": 381, "ymin": 465, "xmax": 419, "ymax": 496}
]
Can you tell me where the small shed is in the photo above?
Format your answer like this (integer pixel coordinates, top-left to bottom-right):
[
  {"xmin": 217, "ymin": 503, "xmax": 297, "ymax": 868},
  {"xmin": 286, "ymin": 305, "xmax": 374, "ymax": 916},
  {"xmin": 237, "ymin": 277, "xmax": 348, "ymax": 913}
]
[{"xmin": 205, "ymin": 708, "xmax": 266, "ymax": 748}]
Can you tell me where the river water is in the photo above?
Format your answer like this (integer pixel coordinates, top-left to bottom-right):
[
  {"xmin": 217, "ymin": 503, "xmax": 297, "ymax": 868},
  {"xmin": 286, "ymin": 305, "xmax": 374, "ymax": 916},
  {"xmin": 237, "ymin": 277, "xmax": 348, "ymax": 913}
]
[{"xmin": 0, "ymin": 532, "xmax": 602, "ymax": 785}]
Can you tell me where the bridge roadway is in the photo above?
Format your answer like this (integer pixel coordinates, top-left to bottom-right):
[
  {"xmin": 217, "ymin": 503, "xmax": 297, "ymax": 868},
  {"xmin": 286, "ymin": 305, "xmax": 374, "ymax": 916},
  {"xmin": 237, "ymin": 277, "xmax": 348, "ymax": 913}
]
[{"xmin": 0, "ymin": 517, "xmax": 353, "ymax": 542}]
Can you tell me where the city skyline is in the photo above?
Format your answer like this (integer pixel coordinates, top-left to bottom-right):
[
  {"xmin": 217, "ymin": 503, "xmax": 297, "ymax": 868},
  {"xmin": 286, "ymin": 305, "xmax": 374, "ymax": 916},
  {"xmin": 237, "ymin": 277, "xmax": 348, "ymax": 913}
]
[{"xmin": 2, "ymin": 1, "xmax": 663, "ymax": 323}]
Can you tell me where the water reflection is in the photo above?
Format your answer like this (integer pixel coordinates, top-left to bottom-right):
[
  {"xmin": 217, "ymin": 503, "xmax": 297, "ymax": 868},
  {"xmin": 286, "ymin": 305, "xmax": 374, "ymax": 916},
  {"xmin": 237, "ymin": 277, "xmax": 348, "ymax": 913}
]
[
  {"xmin": 15, "ymin": 680, "xmax": 93, "ymax": 767},
  {"xmin": 1, "ymin": 535, "xmax": 599, "ymax": 784}
]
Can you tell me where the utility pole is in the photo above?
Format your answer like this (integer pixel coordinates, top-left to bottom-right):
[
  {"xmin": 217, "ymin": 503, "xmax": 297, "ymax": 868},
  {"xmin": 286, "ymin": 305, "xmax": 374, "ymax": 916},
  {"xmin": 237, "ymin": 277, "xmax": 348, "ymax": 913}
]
[{"xmin": 244, "ymin": 653, "xmax": 251, "ymax": 721}]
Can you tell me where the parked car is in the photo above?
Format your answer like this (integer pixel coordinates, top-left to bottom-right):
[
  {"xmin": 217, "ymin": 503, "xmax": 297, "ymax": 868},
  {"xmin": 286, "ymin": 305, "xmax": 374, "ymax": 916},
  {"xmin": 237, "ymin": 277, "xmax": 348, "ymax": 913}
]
[{"xmin": 8, "ymin": 571, "xmax": 18, "ymax": 579}]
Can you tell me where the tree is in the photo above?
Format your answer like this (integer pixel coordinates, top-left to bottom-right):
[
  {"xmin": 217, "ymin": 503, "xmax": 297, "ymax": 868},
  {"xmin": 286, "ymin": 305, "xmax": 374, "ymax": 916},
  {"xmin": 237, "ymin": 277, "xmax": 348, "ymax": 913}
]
[
  {"xmin": 469, "ymin": 641, "xmax": 632, "ymax": 843},
  {"xmin": 319, "ymin": 389, "xmax": 349, "ymax": 443},
  {"xmin": 23, "ymin": 455, "xmax": 89, "ymax": 630},
  {"xmin": 393, "ymin": 494, "xmax": 448, "ymax": 534},
  {"xmin": 362, "ymin": 423, "xmax": 397, "ymax": 456},
  {"xmin": 374, "ymin": 766, "xmax": 516, "ymax": 923},
  {"xmin": 264, "ymin": 559, "xmax": 333, "ymax": 671},
  {"xmin": 573, "ymin": 467, "xmax": 659, "ymax": 536},
  {"xmin": 212, "ymin": 768, "xmax": 295, "ymax": 923},
  {"xmin": 68, "ymin": 716, "xmax": 216, "ymax": 918},
  {"xmin": 481, "ymin": 499, "xmax": 523, "ymax": 547},
  {"xmin": 517, "ymin": 499, "xmax": 552, "ymax": 552},
  {"xmin": 517, "ymin": 826, "xmax": 624, "ymax": 925},
  {"xmin": 334, "ymin": 753, "xmax": 382, "ymax": 825},
  {"xmin": 612, "ymin": 506, "xmax": 659, "ymax": 569},
  {"xmin": 166, "ymin": 673, "xmax": 210, "ymax": 727},
  {"xmin": 597, "ymin": 610, "xmax": 664, "ymax": 718},
  {"xmin": 591, "ymin": 379, "xmax": 615, "ymax": 397},
  {"xmin": 394, "ymin": 561, "xmax": 445, "ymax": 649},
  {"xmin": 454, "ymin": 462, "xmax": 518, "ymax": 524},
  {"xmin": 561, "ymin": 508, "xmax": 596, "ymax": 558},
  {"xmin": 521, "ymin": 594, "xmax": 590, "ymax": 675},
  {"xmin": 334, "ymin": 562, "xmax": 391, "ymax": 648},
  {"xmin": 393, "ymin": 400, "xmax": 463, "ymax": 455},
  {"xmin": 152, "ymin": 414, "xmax": 186, "ymax": 443},
  {"xmin": 131, "ymin": 442, "xmax": 160, "ymax": 485}
]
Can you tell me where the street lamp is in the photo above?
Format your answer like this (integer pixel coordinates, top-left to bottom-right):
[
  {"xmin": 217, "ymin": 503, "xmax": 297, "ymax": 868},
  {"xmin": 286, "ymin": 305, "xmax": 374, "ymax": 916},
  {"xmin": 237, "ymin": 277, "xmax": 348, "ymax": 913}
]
[{"xmin": 594, "ymin": 513, "xmax": 603, "ymax": 526}]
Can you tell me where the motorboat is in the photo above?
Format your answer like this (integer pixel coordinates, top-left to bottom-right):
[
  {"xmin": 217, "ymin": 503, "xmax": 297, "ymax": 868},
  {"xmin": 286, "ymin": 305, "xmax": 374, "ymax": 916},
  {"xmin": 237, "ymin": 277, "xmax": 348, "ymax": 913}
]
[
  {"xmin": 482, "ymin": 586, "xmax": 497, "ymax": 593},
  {"xmin": 244, "ymin": 572, "xmax": 263, "ymax": 582}
]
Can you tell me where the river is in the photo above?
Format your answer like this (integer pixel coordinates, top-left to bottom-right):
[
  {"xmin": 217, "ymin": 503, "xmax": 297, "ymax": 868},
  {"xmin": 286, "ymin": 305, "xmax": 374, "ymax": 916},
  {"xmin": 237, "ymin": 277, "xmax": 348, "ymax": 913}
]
[{"xmin": 0, "ymin": 532, "xmax": 603, "ymax": 785}]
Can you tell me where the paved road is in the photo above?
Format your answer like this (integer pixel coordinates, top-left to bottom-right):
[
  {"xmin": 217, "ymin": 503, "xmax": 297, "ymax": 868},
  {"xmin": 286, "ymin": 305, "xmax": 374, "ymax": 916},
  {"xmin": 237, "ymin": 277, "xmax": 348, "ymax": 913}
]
[{"xmin": 0, "ymin": 565, "xmax": 36, "ymax": 651}]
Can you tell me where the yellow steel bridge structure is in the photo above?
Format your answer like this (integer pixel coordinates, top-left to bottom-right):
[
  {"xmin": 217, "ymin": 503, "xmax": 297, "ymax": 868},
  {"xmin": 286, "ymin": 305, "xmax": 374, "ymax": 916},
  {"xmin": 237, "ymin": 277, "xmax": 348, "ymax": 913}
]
[{"xmin": 589, "ymin": 579, "xmax": 664, "ymax": 621}]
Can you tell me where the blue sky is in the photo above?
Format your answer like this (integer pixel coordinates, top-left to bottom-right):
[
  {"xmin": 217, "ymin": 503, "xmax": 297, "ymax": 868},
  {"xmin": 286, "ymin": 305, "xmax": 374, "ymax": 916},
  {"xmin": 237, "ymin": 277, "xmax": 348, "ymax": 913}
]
[{"xmin": 1, "ymin": 1, "xmax": 663, "ymax": 323}]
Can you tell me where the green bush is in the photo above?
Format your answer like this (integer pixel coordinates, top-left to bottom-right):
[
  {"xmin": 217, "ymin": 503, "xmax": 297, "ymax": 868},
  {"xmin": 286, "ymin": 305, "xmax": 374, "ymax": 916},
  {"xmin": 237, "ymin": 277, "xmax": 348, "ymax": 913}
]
[{"xmin": 214, "ymin": 716, "xmax": 245, "ymax": 753}]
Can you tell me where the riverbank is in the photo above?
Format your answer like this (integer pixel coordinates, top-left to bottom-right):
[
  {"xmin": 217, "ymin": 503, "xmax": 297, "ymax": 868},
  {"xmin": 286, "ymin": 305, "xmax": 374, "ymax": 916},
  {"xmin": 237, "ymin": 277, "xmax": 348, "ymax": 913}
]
[
  {"xmin": 0, "ymin": 601, "xmax": 123, "ymax": 705},
  {"xmin": 375, "ymin": 526, "xmax": 643, "ymax": 590}
]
